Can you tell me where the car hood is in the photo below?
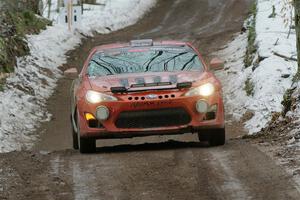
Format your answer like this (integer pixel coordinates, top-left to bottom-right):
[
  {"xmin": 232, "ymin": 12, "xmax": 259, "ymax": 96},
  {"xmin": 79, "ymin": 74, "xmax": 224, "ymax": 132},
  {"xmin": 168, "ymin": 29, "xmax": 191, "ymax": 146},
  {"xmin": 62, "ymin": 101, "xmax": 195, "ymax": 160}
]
[{"xmin": 88, "ymin": 71, "xmax": 210, "ymax": 92}]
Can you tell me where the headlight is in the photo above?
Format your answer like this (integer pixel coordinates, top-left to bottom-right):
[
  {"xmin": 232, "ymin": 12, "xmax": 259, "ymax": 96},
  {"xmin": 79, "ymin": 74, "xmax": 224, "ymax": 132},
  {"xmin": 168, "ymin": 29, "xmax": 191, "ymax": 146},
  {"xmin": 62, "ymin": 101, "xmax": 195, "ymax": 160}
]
[
  {"xmin": 185, "ymin": 83, "xmax": 215, "ymax": 97},
  {"xmin": 86, "ymin": 90, "xmax": 117, "ymax": 104}
]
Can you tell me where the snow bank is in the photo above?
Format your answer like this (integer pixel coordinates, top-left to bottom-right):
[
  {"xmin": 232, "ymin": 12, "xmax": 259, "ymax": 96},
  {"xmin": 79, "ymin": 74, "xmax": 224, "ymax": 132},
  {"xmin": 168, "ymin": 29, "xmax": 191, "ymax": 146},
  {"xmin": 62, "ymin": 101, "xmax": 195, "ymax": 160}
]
[
  {"xmin": 216, "ymin": 0, "xmax": 297, "ymax": 134},
  {"xmin": 0, "ymin": 0, "xmax": 157, "ymax": 152},
  {"xmin": 42, "ymin": 0, "xmax": 157, "ymax": 35}
]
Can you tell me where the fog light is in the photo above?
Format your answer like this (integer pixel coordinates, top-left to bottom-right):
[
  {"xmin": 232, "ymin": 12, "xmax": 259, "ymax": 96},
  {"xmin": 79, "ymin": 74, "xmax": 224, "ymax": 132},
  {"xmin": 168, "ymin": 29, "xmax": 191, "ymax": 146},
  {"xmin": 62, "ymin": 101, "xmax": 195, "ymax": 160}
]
[
  {"xmin": 85, "ymin": 113, "xmax": 96, "ymax": 121},
  {"xmin": 196, "ymin": 100, "xmax": 209, "ymax": 113},
  {"xmin": 96, "ymin": 106, "xmax": 110, "ymax": 121}
]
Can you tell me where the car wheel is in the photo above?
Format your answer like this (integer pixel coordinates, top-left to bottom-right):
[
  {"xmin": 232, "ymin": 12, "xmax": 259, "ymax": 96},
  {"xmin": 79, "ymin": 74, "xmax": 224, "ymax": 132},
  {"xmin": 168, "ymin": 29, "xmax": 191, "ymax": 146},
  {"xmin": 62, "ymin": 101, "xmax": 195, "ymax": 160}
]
[
  {"xmin": 75, "ymin": 112, "xmax": 96, "ymax": 153},
  {"xmin": 78, "ymin": 136, "xmax": 96, "ymax": 154},
  {"xmin": 77, "ymin": 126, "xmax": 96, "ymax": 154},
  {"xmin": 198, "ymin": 128, "xmax": 225, "ymax": 146}
]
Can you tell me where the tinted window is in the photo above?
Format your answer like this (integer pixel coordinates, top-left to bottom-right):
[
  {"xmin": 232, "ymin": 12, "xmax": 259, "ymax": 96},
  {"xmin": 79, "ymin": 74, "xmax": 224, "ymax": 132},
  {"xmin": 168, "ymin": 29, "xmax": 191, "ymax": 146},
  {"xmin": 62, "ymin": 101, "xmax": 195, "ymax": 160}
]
[{"xmin": 87, "ymin": 46, "xmax": 204, "ymax": 76}]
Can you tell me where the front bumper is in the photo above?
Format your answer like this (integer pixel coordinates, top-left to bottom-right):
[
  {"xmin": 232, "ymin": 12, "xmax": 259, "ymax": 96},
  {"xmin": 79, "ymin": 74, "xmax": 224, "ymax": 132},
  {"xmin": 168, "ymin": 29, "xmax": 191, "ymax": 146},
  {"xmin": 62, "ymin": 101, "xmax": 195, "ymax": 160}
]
[{"xmin": 77, "ymin": 91, "xmax": 224, "ymax": 138}]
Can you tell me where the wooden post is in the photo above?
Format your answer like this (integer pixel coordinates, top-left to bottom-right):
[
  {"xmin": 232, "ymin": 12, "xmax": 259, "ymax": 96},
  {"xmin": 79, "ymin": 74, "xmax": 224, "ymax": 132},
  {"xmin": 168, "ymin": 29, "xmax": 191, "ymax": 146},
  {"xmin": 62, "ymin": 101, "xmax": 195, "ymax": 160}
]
[
  {"xmin": 67, "ymin": 0, "xmax": 72, "ymax": 31},
  {"xmin": 295, "ymin": 0, "xmax": 300, "ymax": 79},
  {"xmin": 70, "ymin": 0, "xmax": 74, "ymax": 29}
]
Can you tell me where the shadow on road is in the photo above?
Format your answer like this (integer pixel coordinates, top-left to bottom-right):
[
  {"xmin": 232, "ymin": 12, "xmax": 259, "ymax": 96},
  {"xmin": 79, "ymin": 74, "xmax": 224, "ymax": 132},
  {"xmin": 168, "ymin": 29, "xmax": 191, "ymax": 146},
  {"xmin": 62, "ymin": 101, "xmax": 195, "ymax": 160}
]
[{"xmin": 94, "ymin": 140, "xmax": 210, "ymax": 154}]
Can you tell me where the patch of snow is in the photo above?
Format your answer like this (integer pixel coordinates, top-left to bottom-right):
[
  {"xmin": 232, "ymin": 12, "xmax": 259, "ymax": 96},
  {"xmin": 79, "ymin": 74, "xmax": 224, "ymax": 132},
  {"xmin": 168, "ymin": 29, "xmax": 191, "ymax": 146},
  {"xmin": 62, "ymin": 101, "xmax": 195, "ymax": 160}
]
[
  {"xmin": 0, "ymin": 0, "xmax": 157, "ymax": 152},
  {"xmin": 80, "ymin": 0, "xmax": 157, "ymax": 35},
  {"xmin": 215, "ymin": 33, "xmax": 249, "ymax": 120},
  {"xmin": 42, "ymin": 0, "xmax": 157, "ymax": 35},
  {"xmin": 216, "ymin": 0, "xmax": 297, "ymax": 134}
]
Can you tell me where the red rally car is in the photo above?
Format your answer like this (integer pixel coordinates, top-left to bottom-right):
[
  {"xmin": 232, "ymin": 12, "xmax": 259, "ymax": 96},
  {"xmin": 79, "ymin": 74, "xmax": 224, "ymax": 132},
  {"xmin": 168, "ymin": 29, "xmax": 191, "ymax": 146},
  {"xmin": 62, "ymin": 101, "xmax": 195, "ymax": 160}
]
[{"xmin": 65, "ymin": 39, "xmax": 225, "ymax": 153}]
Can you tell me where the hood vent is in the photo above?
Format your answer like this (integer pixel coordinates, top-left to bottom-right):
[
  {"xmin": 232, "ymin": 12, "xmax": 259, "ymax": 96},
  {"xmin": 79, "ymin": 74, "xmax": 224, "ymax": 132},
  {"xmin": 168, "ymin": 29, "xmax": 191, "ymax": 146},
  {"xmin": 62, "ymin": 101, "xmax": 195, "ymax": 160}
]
[{"xmin": 131, "ymin": 82, "xmax": 172, "ymax": 88}]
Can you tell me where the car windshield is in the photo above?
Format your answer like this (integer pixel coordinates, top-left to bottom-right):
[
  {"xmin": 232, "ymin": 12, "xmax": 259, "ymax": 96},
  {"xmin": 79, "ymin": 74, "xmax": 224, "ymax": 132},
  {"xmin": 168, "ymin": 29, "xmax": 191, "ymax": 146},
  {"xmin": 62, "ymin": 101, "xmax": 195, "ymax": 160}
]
[{"xmin": 87, "ymin": 46, "xmax": 204, "ymax": 76}]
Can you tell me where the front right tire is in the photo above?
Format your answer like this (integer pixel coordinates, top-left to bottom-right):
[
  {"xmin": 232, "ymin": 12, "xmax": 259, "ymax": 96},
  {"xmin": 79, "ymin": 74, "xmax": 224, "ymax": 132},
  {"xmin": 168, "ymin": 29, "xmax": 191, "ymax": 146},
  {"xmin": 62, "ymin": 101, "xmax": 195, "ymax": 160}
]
[{"xmin": 198, "ymin": 128, "xmax": 225, "ymax": 146}]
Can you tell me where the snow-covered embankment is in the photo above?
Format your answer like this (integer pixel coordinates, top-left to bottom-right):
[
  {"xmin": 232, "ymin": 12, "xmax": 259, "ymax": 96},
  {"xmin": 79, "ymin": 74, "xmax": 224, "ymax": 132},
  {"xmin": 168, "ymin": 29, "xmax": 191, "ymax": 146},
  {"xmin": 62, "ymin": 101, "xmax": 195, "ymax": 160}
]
[{"xmin": 217, "ymin": 0, "xmax": 297, "ymax": 134}]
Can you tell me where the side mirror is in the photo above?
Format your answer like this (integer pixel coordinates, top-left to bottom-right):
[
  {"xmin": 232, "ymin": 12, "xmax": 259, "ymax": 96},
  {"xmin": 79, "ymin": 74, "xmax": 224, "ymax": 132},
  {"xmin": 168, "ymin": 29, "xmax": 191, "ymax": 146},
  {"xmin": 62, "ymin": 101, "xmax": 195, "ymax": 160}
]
[
  {"xmin": 209, "ymin": 58, "xmax": 224, "ymax": 71},
  {"xmin": 64, "ymin": 68, "xmax": 78, "ymax": 79}
]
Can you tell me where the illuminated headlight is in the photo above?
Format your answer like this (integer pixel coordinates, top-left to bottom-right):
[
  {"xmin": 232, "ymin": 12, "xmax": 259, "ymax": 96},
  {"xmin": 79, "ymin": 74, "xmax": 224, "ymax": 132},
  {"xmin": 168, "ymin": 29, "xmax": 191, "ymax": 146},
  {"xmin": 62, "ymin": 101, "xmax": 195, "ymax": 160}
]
[
  {"xmin": 184, "ymin": 83, "xmax": 215, "ymax": 97},
  {"xmin": 86, "ymin": 90, "xmax": 117, "ymax": 104},
  {"xmin": 196, "ymin": 100, "xmax": 209, "ymax": 113},
  {"xmin": 96, "ymin": 106, "xmax": 110, "ymax": 121}
]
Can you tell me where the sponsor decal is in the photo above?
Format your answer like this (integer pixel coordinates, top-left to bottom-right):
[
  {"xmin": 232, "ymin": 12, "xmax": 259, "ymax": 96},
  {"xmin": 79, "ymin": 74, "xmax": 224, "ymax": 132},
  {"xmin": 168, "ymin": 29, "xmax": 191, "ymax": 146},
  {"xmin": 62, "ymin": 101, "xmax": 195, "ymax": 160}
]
[
  {"xmin": 131, "ymin": 101, "xmax": 173, "ymax": 109},
  {"xmin": 145, "ymin": 94, "xmax": 158, "ymax": 100}
]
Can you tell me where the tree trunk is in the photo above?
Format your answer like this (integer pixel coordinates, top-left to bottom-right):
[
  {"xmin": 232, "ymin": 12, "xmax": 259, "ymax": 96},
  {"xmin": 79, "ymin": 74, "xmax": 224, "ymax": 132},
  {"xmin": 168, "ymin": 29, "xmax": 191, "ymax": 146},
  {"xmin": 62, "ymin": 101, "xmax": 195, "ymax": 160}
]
[
  {"xmin": 48, "ymin": 0, "xmax": 52, "ymax": 19},
  {"xmin": 57, "ymin": 0, "xmax": 61, "ymax": 13},
  {"xmin": 295, "ymin": 0, "xmax": 300, "ymax": 80}
]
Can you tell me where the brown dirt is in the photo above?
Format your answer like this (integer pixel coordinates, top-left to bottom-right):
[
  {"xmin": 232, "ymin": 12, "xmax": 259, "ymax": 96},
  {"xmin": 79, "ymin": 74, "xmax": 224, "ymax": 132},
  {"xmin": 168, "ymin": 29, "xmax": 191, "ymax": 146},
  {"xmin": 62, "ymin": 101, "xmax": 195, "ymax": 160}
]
[
  {"xmin": 1, "ymin": 0, "xmax": 300, "ymax": 199},
  {"xmin": 245, "ymin": 116, "xmax": 300, "ymax": 184}
]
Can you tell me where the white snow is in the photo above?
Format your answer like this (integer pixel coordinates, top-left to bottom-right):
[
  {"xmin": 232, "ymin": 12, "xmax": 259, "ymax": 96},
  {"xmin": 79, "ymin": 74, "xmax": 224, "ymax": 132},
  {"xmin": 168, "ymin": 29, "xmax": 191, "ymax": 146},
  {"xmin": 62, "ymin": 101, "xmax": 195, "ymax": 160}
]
[
  {"xmin": 42, "ymin": 0, "xmax": 157, "ymax": 35},
  {"xmin": 216, "ymin": 0, "xmax": 297, "ymax": 134},
  {"xmin": 0, "ymin": 0, "xmax": 157, "ymax": 152}
]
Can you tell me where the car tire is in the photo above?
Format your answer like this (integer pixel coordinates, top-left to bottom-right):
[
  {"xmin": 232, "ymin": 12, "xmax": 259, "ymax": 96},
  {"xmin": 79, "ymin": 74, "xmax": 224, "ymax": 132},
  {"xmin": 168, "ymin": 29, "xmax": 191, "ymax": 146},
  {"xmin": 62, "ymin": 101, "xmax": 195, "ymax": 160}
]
[
  {"xmin": 71, "ymin": 115, "xmax": 79, "ymax": 150},
  {"xmin": 78, "ymin": 137, "xmax": 96, "ymax": 154},
  {"xmin": 75, "ymin": 112, "xmax": 96, "ymax": 153},
  {"xmin": 198, "ymin": 128, "xmax": 225, "ymax": 146},
  {"xmin": 72, "ymin": 127, "xmax": 79, "ymax": 150}
]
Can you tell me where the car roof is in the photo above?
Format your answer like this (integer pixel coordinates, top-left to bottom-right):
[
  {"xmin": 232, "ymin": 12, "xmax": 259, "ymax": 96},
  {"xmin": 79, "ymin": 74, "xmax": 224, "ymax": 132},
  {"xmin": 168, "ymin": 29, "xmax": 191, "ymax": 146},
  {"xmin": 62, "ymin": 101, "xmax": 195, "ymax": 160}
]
[{"xmin": 93, "ymin": 40, "xmax": 190, "ymax": 51}]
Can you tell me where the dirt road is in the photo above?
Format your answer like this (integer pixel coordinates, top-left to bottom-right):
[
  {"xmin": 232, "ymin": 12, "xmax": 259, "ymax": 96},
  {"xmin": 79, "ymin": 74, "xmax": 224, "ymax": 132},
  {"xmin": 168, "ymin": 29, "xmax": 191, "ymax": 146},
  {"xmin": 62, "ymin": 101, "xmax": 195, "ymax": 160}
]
[{"xmin": 1, "ymin": 0, "xmax": 300, "ymax": 199}]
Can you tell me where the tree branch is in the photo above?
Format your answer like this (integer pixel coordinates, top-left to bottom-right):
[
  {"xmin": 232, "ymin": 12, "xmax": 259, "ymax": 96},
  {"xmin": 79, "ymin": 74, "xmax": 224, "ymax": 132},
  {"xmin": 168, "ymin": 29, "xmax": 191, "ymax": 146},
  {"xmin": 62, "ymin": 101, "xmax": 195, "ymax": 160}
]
[{"xmin": 273, "ymin": 51, "xmax": 297, "ymax": 61}]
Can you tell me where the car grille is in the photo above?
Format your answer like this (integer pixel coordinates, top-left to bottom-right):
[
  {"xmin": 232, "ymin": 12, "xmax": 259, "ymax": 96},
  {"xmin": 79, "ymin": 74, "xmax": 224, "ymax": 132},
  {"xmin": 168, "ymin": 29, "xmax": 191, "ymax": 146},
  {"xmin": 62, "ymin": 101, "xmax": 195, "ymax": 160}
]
[{"xmin": 115, "ymin": 108, "xmax": 191, "ymax": 129}]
